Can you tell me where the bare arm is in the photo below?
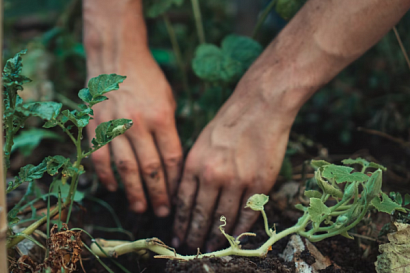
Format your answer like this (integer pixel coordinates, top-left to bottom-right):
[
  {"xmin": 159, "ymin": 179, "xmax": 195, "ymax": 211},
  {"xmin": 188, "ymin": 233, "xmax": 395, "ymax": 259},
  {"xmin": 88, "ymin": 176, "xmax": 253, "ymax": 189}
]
[{"xmin": 174, "ymin": 0, "xmax": 410, "ymax": 251}]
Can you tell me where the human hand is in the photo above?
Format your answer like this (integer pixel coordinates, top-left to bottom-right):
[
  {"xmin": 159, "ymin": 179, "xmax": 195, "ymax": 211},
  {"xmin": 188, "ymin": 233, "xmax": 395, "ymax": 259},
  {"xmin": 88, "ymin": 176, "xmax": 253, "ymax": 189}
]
[
  {"xmin": 86, "ymin": 49, "xmax": 183, "ymax": 217},
  {"xmin": 172, "ymin": 71, "xmax": 298, "ymax": 251}
]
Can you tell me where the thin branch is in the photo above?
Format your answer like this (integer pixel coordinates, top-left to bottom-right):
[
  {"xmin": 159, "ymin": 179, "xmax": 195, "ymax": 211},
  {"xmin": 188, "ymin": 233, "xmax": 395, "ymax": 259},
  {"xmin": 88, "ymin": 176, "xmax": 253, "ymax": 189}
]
[{"xmin": 393, "ymin": 26, "xmax": 410, "ymax": 71}]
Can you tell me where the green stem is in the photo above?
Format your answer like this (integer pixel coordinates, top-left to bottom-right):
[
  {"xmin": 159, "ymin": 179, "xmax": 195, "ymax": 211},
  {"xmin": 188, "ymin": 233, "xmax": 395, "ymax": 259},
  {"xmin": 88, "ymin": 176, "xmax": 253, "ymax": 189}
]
[
  {"xmin": 191, "ymin": 0, "xmax": 205, "ymax": 44},
  {"xmin": 252, "ymin": 0, "xmax": 276, "ymax": 39},
  {"xmin": 163, "ymin": 14, "xmax": 192, "ymax": 112},
  {"xmin": 261, "ymin": 210, "xmax": 273, "ymax": 236}
]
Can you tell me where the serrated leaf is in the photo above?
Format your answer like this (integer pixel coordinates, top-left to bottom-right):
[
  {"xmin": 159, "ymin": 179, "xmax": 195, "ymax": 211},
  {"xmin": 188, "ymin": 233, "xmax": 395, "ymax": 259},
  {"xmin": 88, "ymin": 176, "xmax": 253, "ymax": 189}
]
[
  {"xmin": 192, "ymin": 35, "xmax": 262, "ymax": 84},
  {"xmin": 7, "ymin": 161, "xmax": 48, "ymax": 193},
  {"xmin": 322, "ymin": 165, "xmax": 369, "ymax": 183},
  {"xmin": 304, "ymin": 190, "xmax": 322, "ymax": 199},
  {"xmin": 2, "ymin": 49, "xmax": 32, "ymax": 90},
  {"xmin": 404, "ymin": 194, "xmax": 410, "ymax": 206},
  {"xmin": 80, "ymin": 74, "xmax": 126, "ymax": 107},
  {"xmin": 371, "ymin": 193, "xmax": 406, "ymax": 214},
  {"xmin": 245, "ymin": 194, "xmax": 269, "ymax": 211},
  {"xmin": 144, "ymin": 0, "xmax": 184, "ymax": 18},
  {"xmin": 11, "ymin": 128, "xmax": 62, "ymax": 156},
  {"xmin": 307, "ymin": 198, "xmax": 330, "ymax": 223},
  {"xmin": 92, "ymin": 119, "xmax": 133, "ymax": 147},
  {"xmin": 342, "ymin": 158, "xmax": 369, "ymax": 167},
  {"xmin": 310, "ymin": 160, "xmax": 331, "ymax": 170},
  {"xmin": 61, "ymin": 109, "xmax": 91, "ymax": 128},
  {"xmin": 275, "ymin": 0, "xmax": 306, "ymax": 20},
  {"xmin": 368, "ymin": 162, "xmax": 387, "ymax": 171},
  {"xmin": 16, "ymin": 101, "xmax": 62, "ymax": 121}
]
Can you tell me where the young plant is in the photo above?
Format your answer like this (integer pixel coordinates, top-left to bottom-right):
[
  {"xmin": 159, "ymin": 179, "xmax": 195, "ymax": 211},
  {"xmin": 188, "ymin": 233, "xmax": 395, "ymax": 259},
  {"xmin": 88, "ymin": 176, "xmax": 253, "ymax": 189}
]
[
  {"xmin": 3, "ymin": 50, "xmax": 132, "ymax": 251},
  {"xmin": 90, "ymin": 158, "xmax": 406, "ymax": 260}
]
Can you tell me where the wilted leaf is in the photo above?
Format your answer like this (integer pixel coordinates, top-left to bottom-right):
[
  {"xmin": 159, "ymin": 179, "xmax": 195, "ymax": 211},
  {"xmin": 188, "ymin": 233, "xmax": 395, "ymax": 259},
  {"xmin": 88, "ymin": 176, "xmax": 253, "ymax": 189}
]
[
  {"xmin": 372, "ymin": 193, "xmax": 406, "ymax": 214},
  {"xmin": 245, "ymin": 194, "xmax": 269, "ymax": 211},
  {"xmin": 315, "ymin": 169, "xmax": 343, "ymax": 198},
  {"xmin": 2, "ymin": 49, "xmax": 32, "ymax": 91},
  {"xmin": 11, "ymin": 128, "xmax": 62, "ymax": 156},
  {"xmin": 322, "ymin": 165, "xmax": 369, "ymax": 183},
  {"xmin": 307, "ymin": 198, "xmax": 330, "ymax": 223},
  {"xmin": 376, "ymin": 223, "xmax": 410, "ymax": 273}
]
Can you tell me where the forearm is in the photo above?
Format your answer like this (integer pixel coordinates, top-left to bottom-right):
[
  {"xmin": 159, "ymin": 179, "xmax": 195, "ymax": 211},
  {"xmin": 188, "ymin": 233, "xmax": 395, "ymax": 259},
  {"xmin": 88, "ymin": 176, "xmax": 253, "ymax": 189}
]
[
  {"xmin": 245, "ymin": 0, "xmax": 410, "ymax": 117},
  {"xmin": 83, "ymin": 0, "xmax": 150, "ymax": 75}
]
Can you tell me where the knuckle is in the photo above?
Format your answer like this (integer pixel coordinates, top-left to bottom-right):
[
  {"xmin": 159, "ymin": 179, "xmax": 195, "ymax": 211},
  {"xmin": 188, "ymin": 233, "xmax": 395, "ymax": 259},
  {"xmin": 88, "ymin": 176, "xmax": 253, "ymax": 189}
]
[
  {"xmin": 141, "ymin": 161, "xmax": 162, "ymax": 179},
  {"xmin": 163, "ymin": 154, "xmax": 183, "ymax": 169},
  {"xmin": 116, "ymin": 159, "xmax": 138, "ymax": 173}
]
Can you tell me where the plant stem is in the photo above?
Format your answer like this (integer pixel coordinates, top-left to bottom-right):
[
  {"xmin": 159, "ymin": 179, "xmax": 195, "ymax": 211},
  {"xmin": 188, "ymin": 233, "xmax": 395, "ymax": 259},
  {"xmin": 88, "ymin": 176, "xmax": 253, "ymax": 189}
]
[
  {"xmin": 163, "ymin": 14, "xmax": 192, "ymax": 112},
  {"xmin": 252, "ymin": 0, "xmax": 276, "ymax": 39},
  {"xmin": 191, "ymin": 0, "xmax": 205, "ymax": 44},
  {"xmin": 261, "ymin": 210, "xmax": 273, "ymax": 236},
  {"xmin": 393, "ymin": 26, "xmax": 410, "ymax": 71}
]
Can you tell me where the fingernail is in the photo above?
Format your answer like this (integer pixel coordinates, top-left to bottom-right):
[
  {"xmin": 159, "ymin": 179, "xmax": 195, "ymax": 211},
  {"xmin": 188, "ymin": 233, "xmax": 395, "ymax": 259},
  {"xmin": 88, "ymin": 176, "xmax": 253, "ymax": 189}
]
[
  {"xmin": 172, "ymin": 237, "xmax": 180, "ymax": 248},
  {"xmin": 132, "ymin": 202, "xmax": 145, "ymax": 212},
  {"xmin": 156, "ymin": 206, "xmax": 170, "ymax": 217},
  {"xmin": 107, "ymin": 184, "xmax": 117, "ymax": 192}
]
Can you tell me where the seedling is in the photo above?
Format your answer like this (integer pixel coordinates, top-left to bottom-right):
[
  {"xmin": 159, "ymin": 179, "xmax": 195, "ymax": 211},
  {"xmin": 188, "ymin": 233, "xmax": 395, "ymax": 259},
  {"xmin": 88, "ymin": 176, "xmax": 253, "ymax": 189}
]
[
  {"xmin": 3, "ymin": 50, "xmax": 133, "ymax": 250},
  {"xmin": 91, "ymin": 158, "xmax": 407, "ymax": 260}
]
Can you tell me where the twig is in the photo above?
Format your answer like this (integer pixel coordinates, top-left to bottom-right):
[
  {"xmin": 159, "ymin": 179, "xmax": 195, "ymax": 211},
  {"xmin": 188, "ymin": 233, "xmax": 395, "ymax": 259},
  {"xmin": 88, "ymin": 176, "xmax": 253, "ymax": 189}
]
[
  {"xmin": 191, "ymin": 0, "xmax": 205, "ymax": 44},
  {"xmin": 357, "ymin": 127, "xmax": 410, "ymax": 148},
  {"xmin": 393, "ymin": 26, "xmax": 410, "ymax": 71}
]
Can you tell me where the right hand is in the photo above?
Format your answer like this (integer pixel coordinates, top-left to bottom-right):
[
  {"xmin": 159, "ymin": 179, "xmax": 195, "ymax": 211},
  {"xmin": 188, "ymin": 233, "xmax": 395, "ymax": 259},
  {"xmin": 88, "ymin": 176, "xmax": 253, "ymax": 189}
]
[{"xmin": 85, "ymin": 46, "xmax": 183, "ymax": 217}]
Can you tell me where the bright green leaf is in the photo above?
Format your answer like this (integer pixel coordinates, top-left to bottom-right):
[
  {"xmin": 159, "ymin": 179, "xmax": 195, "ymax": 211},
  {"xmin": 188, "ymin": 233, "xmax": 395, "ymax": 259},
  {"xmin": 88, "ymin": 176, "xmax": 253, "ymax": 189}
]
[
  {"xmin": 221, "ymin": 35, "xmax": 263, "ymax": 68},
  {"xmin": 245, "ymin": 194, "xmax": 269, "ymax": 211},
  {"xmin": 295, "ymin": 204, "xmax": 306, "ymax": 211},
  {"xmin": 307, "ymin": 198, "xmax": 330, "ymax": 223},
  {"xmin": 322, "ymin": 164, "xmax": 369, "ymax": 183},
  {"xmin": 371, "ymin": 192, "xmax": 406, "ymax": 214}
]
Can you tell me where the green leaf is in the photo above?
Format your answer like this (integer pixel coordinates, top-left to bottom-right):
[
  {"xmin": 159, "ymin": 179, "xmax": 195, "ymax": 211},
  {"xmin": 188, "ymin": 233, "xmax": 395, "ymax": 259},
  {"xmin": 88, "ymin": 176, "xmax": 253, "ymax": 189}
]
[
  {"xmin": 295, "ymin": 204, "xmax": 306, "ymax": 211},
  {"xmin": 7, "ymin": 161, "xmax": 48, "ymax": 193},
  {"xmin": 368, "ymin": 162, "xmax": 387, "ymax": 171},
  {"xmin": 61, "ymin": 109, "xmax": 91, "ymax": 128},
  {"xmin": 364, "ymin": 169, "xmax": 383, "ymax": 202},
  {"xmin": 2, "ymin": 49, "xmax": 32, "ymax": 90},
  {"xmin": 396, "ymin": 193, "xmax": 403, "ymax": 206},
  {"xmin": 92, "ymin": 119, "xmax": 133, "ymax": 147},
  {"xmin": 310, "ymin": 160, "xmax": 331, "ymax": 170},
  {"xmin": 371, "ymin": 192, "xmax": 406, "ymax": 214},
  {"xmin": 46, "ymin": 155, "xmax": 70, "ymax": 176},
  {"xmin": 342, "ymin": 158, "xmax": 369, "ymax": 167},
  {"xmin": 307, "ymin": 198, "xmax": 330, "ymax": 223},
  {"xmin": 404, "ymin": 194, "xmax": 410, "ymax": 206},
  {"xmin": 245, "ymin": 194, "xmax": 269, "ymax": 211},
  {"xmin": 304, "ymin": 190, "xmax": 322, "ymax": 199},
  {"xmin": 275, "ymin": 0, "xmax": 307, "ymax": 20},
  {"xmin": 11, "ymin": 128, "xmax": 62, "ymax": 156},
  {"xmin": 315, "ymin": 169, "xmax": 343, "ymax": 198},
  {"xmin": 192, "ymin": 35, "xmax": 262, "ymax": 84},
  {"xmin": 144, "ymin": 0, "xmax": 184, "ymax": 18},
  {"xmin": 322, "ymin": 165, "xmax": 369, "ymax": 183},
  {"xmin": 51, "ymin": 180, "xmax": 84, "ymax": 202},
  {"xmin": 80, "ymin": 74, "xmax": 126, "ymax": 107},
  {"xmin": 16, "ymin": 101, "xmax": 62, "ymax": 121}
]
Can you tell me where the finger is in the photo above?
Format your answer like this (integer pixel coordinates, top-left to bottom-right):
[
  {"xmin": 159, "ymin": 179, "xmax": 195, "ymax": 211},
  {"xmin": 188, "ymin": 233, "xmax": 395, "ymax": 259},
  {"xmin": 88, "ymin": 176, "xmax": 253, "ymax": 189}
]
[
  {"xmin": 154, "ymin": 123, "xmax": 183, "ymax": 198},
  {"xmin": 185, "ymin": 180, "xmax": 220, "ymax": 249},
  {"xmin": 172, "ymin": 173, "xmax": 197, "ymax": 248},
  {"xmin": 88, "ymin": 120, "xmax": 117, "ymax": 191},
  {"xmin": 110, "ymin": 135, "xmax": 147, "ymax": 213},
  {"xmin": 130, "ymin": 130, "xmax": 170, "ymax": 217},
  {"xmin": 232, "ymin": 188, "xmax": 261, "ymax": 238},
  {"xmin": 205, "ymin": 186, "xmax": 243, "ymax": 252}
]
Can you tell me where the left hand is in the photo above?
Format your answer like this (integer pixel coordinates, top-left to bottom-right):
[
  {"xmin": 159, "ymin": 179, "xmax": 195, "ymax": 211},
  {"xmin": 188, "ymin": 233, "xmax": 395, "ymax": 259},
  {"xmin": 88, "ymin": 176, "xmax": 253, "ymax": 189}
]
[{"xmin": 172, "ymin": 73, "xmax": 296, "ymax": 252}]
